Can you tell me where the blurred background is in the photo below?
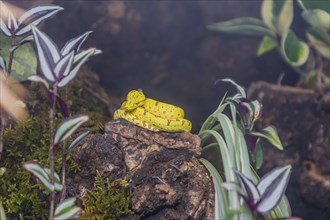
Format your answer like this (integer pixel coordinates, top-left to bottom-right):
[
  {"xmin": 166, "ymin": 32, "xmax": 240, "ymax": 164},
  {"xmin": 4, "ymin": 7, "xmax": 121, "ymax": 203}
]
[{"xmin": 9, "ymin": 0, "xmax": 298, "ymax": 133}]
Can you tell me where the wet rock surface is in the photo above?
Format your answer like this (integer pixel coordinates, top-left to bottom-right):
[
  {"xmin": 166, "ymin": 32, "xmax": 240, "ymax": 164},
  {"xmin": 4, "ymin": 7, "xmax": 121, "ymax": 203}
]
[
  {"xmin": 69, "ymin": 119, "xmax": 214, "ymax": 219},
  {"xmin": 248, "ymin": 82, "xmax": 330, "ymax": 220}
]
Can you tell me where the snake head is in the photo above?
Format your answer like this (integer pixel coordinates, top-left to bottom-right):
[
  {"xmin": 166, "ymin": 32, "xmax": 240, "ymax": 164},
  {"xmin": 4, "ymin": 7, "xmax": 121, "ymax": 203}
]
[{"xmin": 122, "ymin": 90, "xmax": 146, "ymax": 111}]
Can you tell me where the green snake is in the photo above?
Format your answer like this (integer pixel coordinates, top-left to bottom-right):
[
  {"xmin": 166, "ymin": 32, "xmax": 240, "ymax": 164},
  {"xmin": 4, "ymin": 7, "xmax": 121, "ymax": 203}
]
[{"xmin": 114, "ymin": 90, "xmax": 192, "ymax": 132}]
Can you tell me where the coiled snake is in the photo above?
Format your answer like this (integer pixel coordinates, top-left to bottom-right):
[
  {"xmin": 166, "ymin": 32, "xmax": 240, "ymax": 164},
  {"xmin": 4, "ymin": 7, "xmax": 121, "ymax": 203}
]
[{"xmin": 114, "ymin": 90, "xmax": 192, "ymax": 132}]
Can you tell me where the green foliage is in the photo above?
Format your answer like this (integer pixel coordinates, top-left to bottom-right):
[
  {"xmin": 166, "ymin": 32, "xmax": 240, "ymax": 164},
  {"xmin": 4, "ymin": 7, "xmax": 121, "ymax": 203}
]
[
  {"xmin": 199, "ymin": 79, "xmax": 291, "ymax": 219},
  {"xmin": 82, "ymin": 171, "xmax": 132, "ymax": 220},
  {"xmin": 0, "ymin": 74, "xmax": 111, "ymax": 218},
  {"xmin": 208, "ymin": 0, "xmax": 330, "ymax": 88},
  {"xmin": 1, "ymin": 116, "xmax": 52, "ymax": 219},
  {"xmin": 0, "ymin": 35, "xmax": 37, "ymax": 81}
]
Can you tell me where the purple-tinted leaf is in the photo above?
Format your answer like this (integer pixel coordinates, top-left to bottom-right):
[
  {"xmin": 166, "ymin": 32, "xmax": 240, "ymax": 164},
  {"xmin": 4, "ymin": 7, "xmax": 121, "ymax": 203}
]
[
  {"xmin": 54, "ymin": 51, "xmax": 74, "ymax": 78},
  {"xmin": 58, "ymin": 48, "xmax": 95, "ymax": 87},
  {"xmin": 245, "ymin": 134, "xmax": 258, "ymax": 152},
  {"xmin": 56, "ymin": 95, "xmax": 69, "ymax": 118},
  {"xmin": 72, "ymin": 48, "xmax": 97, "ymax": 63},
  {"xmin": 16, "ymin": 5, "xmax": 63, "ymax": 36},
  {"xmin": 234, "ymin": 170, "xmax": 260, "ymax": 204},
  {"xmin": 250, "ymin": 126, "xmax": 283, "ymax": 150},
  {"xmin": 256, "ymin": 165, "xmax": 292, "ymax": 214},
  {"xmin": 61, "ymin": 31, "xmax": 93, "ymax": 55},
  {"xmin": 48, "ymin": 90, "xmax": 56, "ymax": 107},
  {"xmin": 242, "ymin": 100, "xmax": 262, "ymax": 124},
  {"xmin": 7, "ymin": 12, "xmax": 18, "ymax": 32},
  {"xmin": 9, "ymin": 35, "xmax": 34, "ymax": 53},
  {"xmin": 0, "ymin": 19, "xmax": 12, "ymax": 36},
  {"xmin": 67, "ymin": 131, "xmax": 90, "ymax": 152},
  {"xmin": 28, "ymin": 75, "xmax": 49, "ymax": 89},
  {"xmin": 47, "ymin": 90, "xmax": 69, "ymax": 117},
  {"xmin": 31, "ymin": 25, "xmax": 60, "ymax": 82},
  {"xmin": 54, "ymin": 115, "xmax": 89, "ymax": 145}
]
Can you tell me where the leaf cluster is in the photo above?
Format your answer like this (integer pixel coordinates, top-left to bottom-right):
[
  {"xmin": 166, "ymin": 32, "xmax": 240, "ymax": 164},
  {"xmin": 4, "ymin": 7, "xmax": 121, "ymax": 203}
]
[
  {"xmin": 0, "ymin": 116, "xmax": 74, "ymax": 219},
  {"xmin": 199, "ymin": 79, "xmax": 291, "ymax": 219},
  {"xmin": 208, "ymin": 0, "xmax": 330, "ymax": 88},
  {"xmin": 82, "ymin": 171, "xmax": 132, "ymax": 220}
]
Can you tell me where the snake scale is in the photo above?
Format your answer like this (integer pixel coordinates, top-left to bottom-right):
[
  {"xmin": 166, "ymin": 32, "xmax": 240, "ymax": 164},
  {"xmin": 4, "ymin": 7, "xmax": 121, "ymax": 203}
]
[{"xmin": 114, "ymin": 90, "xmax": 192, "ymax": 132}]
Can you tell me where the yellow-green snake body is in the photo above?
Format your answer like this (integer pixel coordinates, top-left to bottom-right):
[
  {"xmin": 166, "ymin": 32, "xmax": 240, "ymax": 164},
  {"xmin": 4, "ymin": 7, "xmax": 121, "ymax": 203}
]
[{"xmin": 114, "ymin": 90, "xmax": 192, "ymax": 132}]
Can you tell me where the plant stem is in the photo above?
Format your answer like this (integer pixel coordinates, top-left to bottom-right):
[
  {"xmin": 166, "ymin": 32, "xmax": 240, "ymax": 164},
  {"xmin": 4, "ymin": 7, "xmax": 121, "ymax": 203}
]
[
  {"xmin": 60, "ymin": 87, "xmax": 68, "ymax": 202},
  {"xmin": 60, "ymin": 148, "xmax": 67, "ymax": 202},
  {"xmin": 7, "ymin": 36, "xmax": 16, "ymax": 75},
  {"xmin": 49, "ymin": 84, "xmax": 58, "ymax": 220}
]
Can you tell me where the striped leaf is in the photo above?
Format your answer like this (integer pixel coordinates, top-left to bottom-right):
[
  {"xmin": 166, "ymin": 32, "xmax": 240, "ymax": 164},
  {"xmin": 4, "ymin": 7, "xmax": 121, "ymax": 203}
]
[
  {"xmin": 28, "ymin": 75, "xmax": 49, "ymax": 89},
  {"xmin": 44, "ymin": 168, "xmax": 63, "ymax": 191},
  {"xmin": 306, "ymin": 27, "xmax": 330, "ymax": 60},
  {"xmin": 281, "ymin": 30, "xmax": 310, "ymax": 66},
  {"xmin": 221, "ymin": 78, "xmax": 246, "ymax": 98},
  {"xmin": 297, "ymin": 0, "xmax": 330, "ymax": 14},
  {"xmin": 54, "ymin": 115, "xmax": 89, "ymax": 145},
  {"xmin": 58, "ymin": 48, "xmax": 95, "ymax": 87},
  {"xmin": 261, "ymin": 0, "xmax": 293, "ymax": 35},
  {"xmin": 302, "ymin": 9, "xmax": 330, "ymax": 31},
  {"xmin": 250, "ymin": 126, "xmax": 283, "ymax": 150},
  {"xmin": 54, "ymin": 198, "xmax": 81, "ymax": 220},
  {"xmin": 54, "ymin": 51, "xmax": 74, "ymax": 78},
  {"xmin": 257, "ymin": 165, "xmax": 292, "ymax": 214},
  {"xmin": 10, "ymin": 35, "xmax": 34, "ymax": 53},
  {"xmin": 61, "ymin": 31, "xmax": 93, "ymax": 55},
  {"xmin": 208, "ymin": 17, "xmax": 276, "ymax": 38},
  {"xmin": 23, "ymin": 161, "xmax": 63, "ymax": 192},
  {"xmin": 16, "ymin": 5, "xmax": 63, "ymax": 36},
  {"xmin": 7, "ymin": 12, "xmax": 18, "ymax": 33},
  {"xmin": 0, "ymin": 19, "xmax": 11, "ymax": 37},
  {"xmin": 31, "ymin": 25, "xmax": 60, "ymax": 82},
  {"xmin": 241, "ymin": 100, "xmax": 262, "ymax": 130},
  {"xmin": 68, "ymin": 131, "xmax": 90, "ymax": 152},
  {"xmin": 234, "ymin": 170, "xmax": 260, "ymax": 204},
  {"xmin": 0, "ymin": 202, "xmax": 6, "ymax": 220},
  {"xmin": 199, "ymin": 158, "xmax": 229, "ymax": 220}
]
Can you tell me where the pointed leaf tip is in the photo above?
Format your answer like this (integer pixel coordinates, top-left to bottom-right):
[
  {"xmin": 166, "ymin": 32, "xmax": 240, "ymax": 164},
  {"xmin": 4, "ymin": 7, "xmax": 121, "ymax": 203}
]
[
  {"xmin": 256, "ymin": 165, "xmax": 292, "ymax": 214},
  {"xmin": 31, "ymin": 25, "xmax": 60, "ymax": 82},
  {"xmin": 54, "ymin": 115, "xmax": 89, "ymax": 145}
]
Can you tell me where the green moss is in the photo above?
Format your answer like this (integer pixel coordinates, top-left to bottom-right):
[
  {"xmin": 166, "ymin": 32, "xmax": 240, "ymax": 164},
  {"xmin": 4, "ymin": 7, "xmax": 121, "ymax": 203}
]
[
  {"xmin": 82, "ymin": 171, "xmax": 132, "ymax": 220},
  {"xmin": 0, "ymin": 70, "xmax": 113, "ymax": 218}
]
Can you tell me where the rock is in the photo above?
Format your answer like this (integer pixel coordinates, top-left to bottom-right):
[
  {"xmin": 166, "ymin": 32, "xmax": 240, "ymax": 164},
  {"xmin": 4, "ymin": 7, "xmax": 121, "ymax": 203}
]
[
  {"xmin": 248, "ymin": 82, "xmax": 330, "ymax": 220},
  {"xmin": 70, "ymin": 119, "xmax": 214, "ymax": 219}
]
